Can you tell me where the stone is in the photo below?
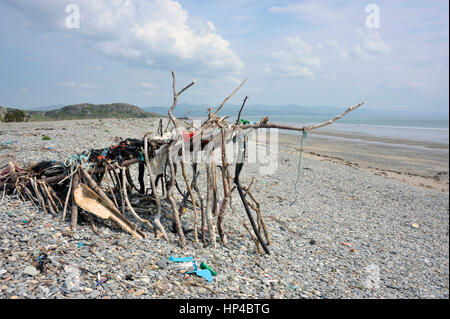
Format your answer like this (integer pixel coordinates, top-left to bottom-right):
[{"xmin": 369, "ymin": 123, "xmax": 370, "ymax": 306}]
[
  {"xmin": 23, "ymin": 266, "xmax": 39, "ymax": 276},
  {"xmin": 89, "ymin": 290, "xmax": 101, "ymax": 299},
  {"xmin": 157, "ymin": 259, "xmax": 168, "ymax": 269},
  {"xmin": 40, "ymin": 286, "xmax": 50, "ymax": 296},
  {"xmin": 134, "ymin": 289, "xmax": 145, "ymax": 297}
]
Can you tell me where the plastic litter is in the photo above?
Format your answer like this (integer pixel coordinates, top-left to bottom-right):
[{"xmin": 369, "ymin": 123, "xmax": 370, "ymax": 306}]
[
  {"xmin": 200, "ymin": 262, "xmax": 217, "ymax": 276},
  {"xmin": 186, "ymin": 260, "xmax": 213, "ymax": 283},
  {"xmin": 36, "ymin": 254, "xmax": 49, "ymax": 272},
  {"xmin": 169, "ymin": 256, "xmax": 193, "ymax": 262},
  {"xmin": 96, "ymin": 276, "xmax": 108, "ymax": 286}
]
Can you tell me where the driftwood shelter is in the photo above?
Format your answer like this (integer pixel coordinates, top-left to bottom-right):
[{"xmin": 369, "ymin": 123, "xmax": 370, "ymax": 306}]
[{"xmin": 0, "ymin": 71, "xmax": 363, "ymax": 255}]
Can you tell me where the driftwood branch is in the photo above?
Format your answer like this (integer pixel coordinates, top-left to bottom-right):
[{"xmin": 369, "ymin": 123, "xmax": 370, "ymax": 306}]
[{"xmin": 236, "ymin": 96, "xmax": 249, "ymax": 125}]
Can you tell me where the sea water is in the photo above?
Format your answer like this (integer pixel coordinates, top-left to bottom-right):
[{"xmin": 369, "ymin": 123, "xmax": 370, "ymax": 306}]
[
  {"xmin": 240, "ymin": 115, "xmax": 449, "ymax": 146},
  {"xmin": 190, "ymin": 114, "xmax": 449, "ymax": 147}
]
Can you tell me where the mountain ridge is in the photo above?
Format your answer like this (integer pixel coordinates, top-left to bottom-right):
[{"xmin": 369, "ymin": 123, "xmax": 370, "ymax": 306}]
[{"xmin": 0, "ymin": 103, "xmax": 163, "ymax": 122}]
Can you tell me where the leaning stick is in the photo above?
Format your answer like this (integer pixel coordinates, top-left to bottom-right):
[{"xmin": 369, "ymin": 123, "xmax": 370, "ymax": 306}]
[
  {"xmin": 20, "ymin": 183, "xmax": 39, "ymax": 207},
  {"xmin": 178, "ymin": 142, "xmax": 200, "ymax": 243},
  {"xmin": 41, "ymin": 182, "xmax": 58, "ymax": 213},
  {"xmin": 192, "ymin": 164, "xmax": 206, "ymax": 244},
  {"xmin": 242, "ymin": 178, "xmax": 271, "ymax": 245},
  {"xmin": 0, "ymin": 183, "xmax": 6, "ymax": 203},
  {"xmin": 30, "ymin": 178, "xmax": 47, "ymax": 214},
  {"xmin": 229, "ymin": 193, "xmax": 263, "ymax": 254},
  {"xmin": 166, "ymin": 142, "xmax": 186, "ymax": 249},
  {"xmin": 213, "ymin": 78, "xmax": 247, "ymax": 115},
  {"xmin": 71, "ymin": 172, "xmax": 80, "ymax": 231},
  {"xmin": 235, "ymin": 96, "xmax": 249, "ymax": 125},
  {"xmin": 234, "ymin": 135, "xmax": 270, "ymax": 255},
  {"xmin": 47, "ymin": 183, "xmax": 63, "ymax": 208},
  {"xmin": 143, "ymin": 136, "xmax": 169, "ymax": 242},
  {"xmin": 126, "ymin": 167, "xmax": 140, "ymax": 193},
  {"xmin": 105, "ymin": 171, "xmax": 120, "ymax": 210},
  {"xmin": 61, "ymin": 174, "xmax": 73, "ymax": 221},
  {"xmin": 217, "ymin": 123, "xmax": 232, "ymax": 247},
  {"xmin": 121, "ymin": 167, "xmax": 154, "ymax": 231},
  {"xmin": 246, "ymin": 190, "xmax": 271, "ymax": 245},
  {"xmin": 165, "ymin": 70, "xmax": 195, "ymax": 249},
  {"xmin": 205, "ymin": 156, "xmax": 217, "ymax": 249}
]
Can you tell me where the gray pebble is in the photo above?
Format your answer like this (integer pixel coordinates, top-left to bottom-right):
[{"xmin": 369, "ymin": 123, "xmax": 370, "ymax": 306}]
[
  {"xmin": 157, "ymin": 259, "xmax": 168, "ymax": 269},
  {"xmin": 89, "ymin": 290, "xmax": 101, "ymax": 299},
  {"xmin": 23, "ymin": 266, "xmax": 39, "ymax": 276}
]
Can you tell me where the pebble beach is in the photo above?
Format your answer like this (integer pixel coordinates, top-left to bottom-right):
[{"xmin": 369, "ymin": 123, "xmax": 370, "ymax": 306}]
[{"xmin": 0, "ymin": 118, "xmax": 448, "ymax": 299}]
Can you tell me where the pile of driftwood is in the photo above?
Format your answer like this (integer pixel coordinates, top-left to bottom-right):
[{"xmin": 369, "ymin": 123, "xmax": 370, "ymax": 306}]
[{"xmin": 0, "ymin": 71, "xmax": 363, "ymax": 254}]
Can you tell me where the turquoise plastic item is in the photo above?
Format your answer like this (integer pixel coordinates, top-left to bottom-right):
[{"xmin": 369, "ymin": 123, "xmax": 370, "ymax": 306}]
[
  {"xmin": 186, "ymin": 261, "xmax": 213, "ymax": 282},
  {"xmin": 169, "ymin": 256, "xmax": 193, "ymax": 262}
]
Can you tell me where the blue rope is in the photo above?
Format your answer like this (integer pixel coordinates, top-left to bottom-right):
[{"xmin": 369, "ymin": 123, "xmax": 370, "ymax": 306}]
[{"xmin": 289, "ymin": 130, "xmax": 307, "ymax": 206}]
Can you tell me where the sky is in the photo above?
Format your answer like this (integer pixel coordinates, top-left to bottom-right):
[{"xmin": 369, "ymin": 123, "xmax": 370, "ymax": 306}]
[{"xmin": 0, "ymin": 0, "xmax": 448, "ymax": 115}]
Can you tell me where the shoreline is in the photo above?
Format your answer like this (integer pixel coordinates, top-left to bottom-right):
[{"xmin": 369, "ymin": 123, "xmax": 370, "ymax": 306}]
[
  {"xmin": 276, "ymin": 132, "xmax": 449, "ymax": 193},
  {"xmin": 309, "ymin": 130, "xmax": 449, "ymax": 150}
]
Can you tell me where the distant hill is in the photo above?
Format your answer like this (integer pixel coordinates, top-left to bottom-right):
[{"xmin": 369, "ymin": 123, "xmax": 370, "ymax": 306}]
[
  {"xmin": 1, "ymin": 103, "xmax": 164, "ymax": 122},
  {"xmin": 27, "ymin": 104, "xmax": 65, "ymax": 112},
  {"xmin": 144, "ymin": 103, "xmax": 367, "ymax": 118},
  {"xmin": 144, "ymin": 103, "xmax": 449, "ymax": 118}
]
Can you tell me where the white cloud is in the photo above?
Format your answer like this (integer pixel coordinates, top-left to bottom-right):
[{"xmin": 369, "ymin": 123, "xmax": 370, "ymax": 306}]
[
  {"xmin": 3, "ymin": 0, "xmax": 243, "ymax": 77},
  {"xmin": 269, "ymin": 2, "xmax": 345, "ymax": 25},
  {"xmin": 266, "ymin": 36, "xmax": 320, "ymax": 78},
  {"xmin": 85, "ymin": 64, "xmax": 102, "ymax": 71},
  {"xmin": 20, "ymin": 88, "xmax": 28, "ymax": 93},
  {"xmin": 353, "ymin": 30, "xmax": 391, "ymax": 60},
  {"xmin": 59, "ymin": 81, "xmax": 95, "ymax": 89},
  {"xmin": 140, "ymin": 82, "xmax": 158, "ymax": 89},
  {"xmin": 387, "ymin": 81, "xmax": 431, "ymax": 90},
  {"xmin": 353, "ymin": 44, "xmax": 374, "ymax": 60},
  {"xmin": 317, "ymin": 40, "xmax": 348, "ymax": 59},
  {"xmin": 232, "ymin": 15, "xmax": 254, "ymax": 21},
  {"xmin": 359, "ymin": 30, "xmax": 391, "ymax": 55}
]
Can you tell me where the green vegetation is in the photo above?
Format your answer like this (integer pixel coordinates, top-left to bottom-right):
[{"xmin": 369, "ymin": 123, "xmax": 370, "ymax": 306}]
[
  {"xmin": 3, "ymin": 109, "xmax": 30, "ymax": 122},
  {"xmin": 42, "ymin": 136, "xmax": 51, "ymax": 141},
  {"xmin": 30, "ymin": 103, "xmax": 162, "ymax": 121},
  {"xmin": 0, "ymin": 103, "xmax": 163, "ymax": 122}
]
